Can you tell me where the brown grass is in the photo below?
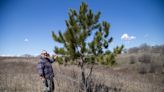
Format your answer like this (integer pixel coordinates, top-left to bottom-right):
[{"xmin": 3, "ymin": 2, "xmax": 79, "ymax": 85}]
[{"xmin": 0, "ymin": 56, "xmax": 164, "ymax": 92}]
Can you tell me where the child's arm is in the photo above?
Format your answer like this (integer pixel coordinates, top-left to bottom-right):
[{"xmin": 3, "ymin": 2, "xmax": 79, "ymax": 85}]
[
  {"xmin": 49, "ymin": 54, "xmax": 57, "ymax": 63},
  {"xmin": 37, "ymin": 61, "xmax": 44, "ymax": 77}
]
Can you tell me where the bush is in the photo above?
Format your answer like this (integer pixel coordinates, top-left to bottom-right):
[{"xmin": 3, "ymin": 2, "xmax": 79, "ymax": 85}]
[
  {"xmin": 137, "ymin": 62, "xmax": 161, "ymax": 74},
  {"xmin": 85, "ymin": 56, "xmax": 95, "ymax": 64},
  {"xmin": 138, "ymin": 54, "xmax": 151, "ymax": 63},
  {"xmin": 138, "ymin": 64, "xmax": 147, "ymax": 74},
  {"xmin": 101, "ymin": 54, "xmax": 116, "ymax": 66},
  {"xmin": 148, "ymin": 63, "xmax": 156, "ymax": 73},
  {"xmin": 129, "ymin": 55, "xmax": 136, "ymax": 64},
  {"xmin": 56, "ymin": 56, "xmax": 63, "ymax": 64},
  {"xmin": 162, "ymin": 63, "xmax": 164, "ymax": 74}
]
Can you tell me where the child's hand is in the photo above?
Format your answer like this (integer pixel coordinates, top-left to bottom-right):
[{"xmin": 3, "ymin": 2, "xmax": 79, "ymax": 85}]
[{"xmin": 40, "ymin": 76, "xmax": 45, "ymax": 80}]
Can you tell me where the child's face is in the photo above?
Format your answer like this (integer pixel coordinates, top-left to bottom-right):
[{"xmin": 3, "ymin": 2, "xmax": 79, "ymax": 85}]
[
  {"xmin": 41, "ymin": 53, "xmax": 49, "ymax": 58},
  {"xmin": 44, "ymin": 53, "xmax": 50, "ymax": 58}
]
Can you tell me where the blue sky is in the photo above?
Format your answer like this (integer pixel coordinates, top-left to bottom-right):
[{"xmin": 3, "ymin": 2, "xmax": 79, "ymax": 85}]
[{"xmin": 0, "ymin": 0, "xmax": 164, "ymax": 56}]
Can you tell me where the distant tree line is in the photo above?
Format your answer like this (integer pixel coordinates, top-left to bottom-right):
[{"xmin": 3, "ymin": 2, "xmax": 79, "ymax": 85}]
[{"xmin": 124, "ymin": 43, "xmax": 164, "ymax": 55}]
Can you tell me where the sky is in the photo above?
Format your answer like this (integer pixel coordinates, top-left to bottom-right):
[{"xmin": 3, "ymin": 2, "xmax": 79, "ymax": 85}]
[{"xmin": 0, "ymin": 0, "xmax": 164, "ymax": 56}]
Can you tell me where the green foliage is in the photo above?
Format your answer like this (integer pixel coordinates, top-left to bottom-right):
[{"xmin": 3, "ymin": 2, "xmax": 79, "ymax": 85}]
[
  {"xmin": 56, "ymin": 56, "xmax": 63, "ymax": 64},
  {"xmin": 85, "ymin": 56, "xmax": 95, "ymax": 64},
  {"xmin": 113, "ymin": 45, "xmax": 124, "ymax": 56},
  {"xmin": 52, "ymin": 2, "xmax": 124, "ymax": 66}
]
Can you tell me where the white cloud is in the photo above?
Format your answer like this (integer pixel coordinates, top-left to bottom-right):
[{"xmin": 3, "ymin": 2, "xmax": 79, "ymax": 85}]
[
  {"xmin": 24, "ymin": 38, "xmax": 29, "ymax": 42},
  {"xmin": 121, "ymin": 33, "xmax": 136, "ymax": 41}
]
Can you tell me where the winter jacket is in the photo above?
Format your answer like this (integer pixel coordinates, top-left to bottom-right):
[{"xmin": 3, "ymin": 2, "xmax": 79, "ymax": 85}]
[{"xmin": 37, "ymin": 57, "xmax": 55, "ymax": 79}]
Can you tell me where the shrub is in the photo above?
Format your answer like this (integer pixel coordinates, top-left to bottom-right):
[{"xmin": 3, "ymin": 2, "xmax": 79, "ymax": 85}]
[
  {"xmin": 162, "ymin": 63, "xmax": 164, "ymax": 74},
  {"xmin": 85, "ymin": 56, "xmax": 95, "ymax": 64},
  {"xmin": 138, "ymin": 54, "xmax": 151, "ymax": 63},
  {"xmin": 138, "ymin": 64, "xmax": 147, "ymax": 74},
  {"xmin": 129, "ymin": 55, "xmax": 136, "ymax": 64},
  {"xmin": 56, "ymin": 56, "xmax": 63, "ymax": 64},
  {"xmin": 148, "ymin": 64, "xmax": 155, "ymax": 73},
  {"xmin": 128, "ymin": 47, "xmax": 139, "ymax": 53}
]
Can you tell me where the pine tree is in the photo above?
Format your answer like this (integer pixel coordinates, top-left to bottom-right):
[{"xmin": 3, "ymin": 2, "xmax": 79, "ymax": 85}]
[{"xmin": 52, "ymin": 2, "xmax": 124, "ymax": 91}]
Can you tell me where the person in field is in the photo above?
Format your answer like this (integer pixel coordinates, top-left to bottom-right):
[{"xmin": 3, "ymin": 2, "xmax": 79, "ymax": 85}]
[{"xmin": 37, "ymin": 50, "xmax": 57, "ymax": 92}]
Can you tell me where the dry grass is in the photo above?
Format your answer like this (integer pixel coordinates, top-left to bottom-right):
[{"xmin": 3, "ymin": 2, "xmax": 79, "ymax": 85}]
[{"xmin": 0, "ymin": 56, "xmax": 164, "ymax": 92}]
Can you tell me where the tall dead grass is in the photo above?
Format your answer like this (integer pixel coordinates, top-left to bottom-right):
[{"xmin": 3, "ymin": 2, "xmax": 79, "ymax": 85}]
[{"xmin": 0, "ymin": 57, "xmax": 164, "ymax": 92}]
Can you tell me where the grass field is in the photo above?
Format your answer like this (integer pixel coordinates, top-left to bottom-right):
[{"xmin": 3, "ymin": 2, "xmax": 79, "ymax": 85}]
[{"xmin": 0, "ymin": 53, "xmax": 164, "ymax": 92}]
